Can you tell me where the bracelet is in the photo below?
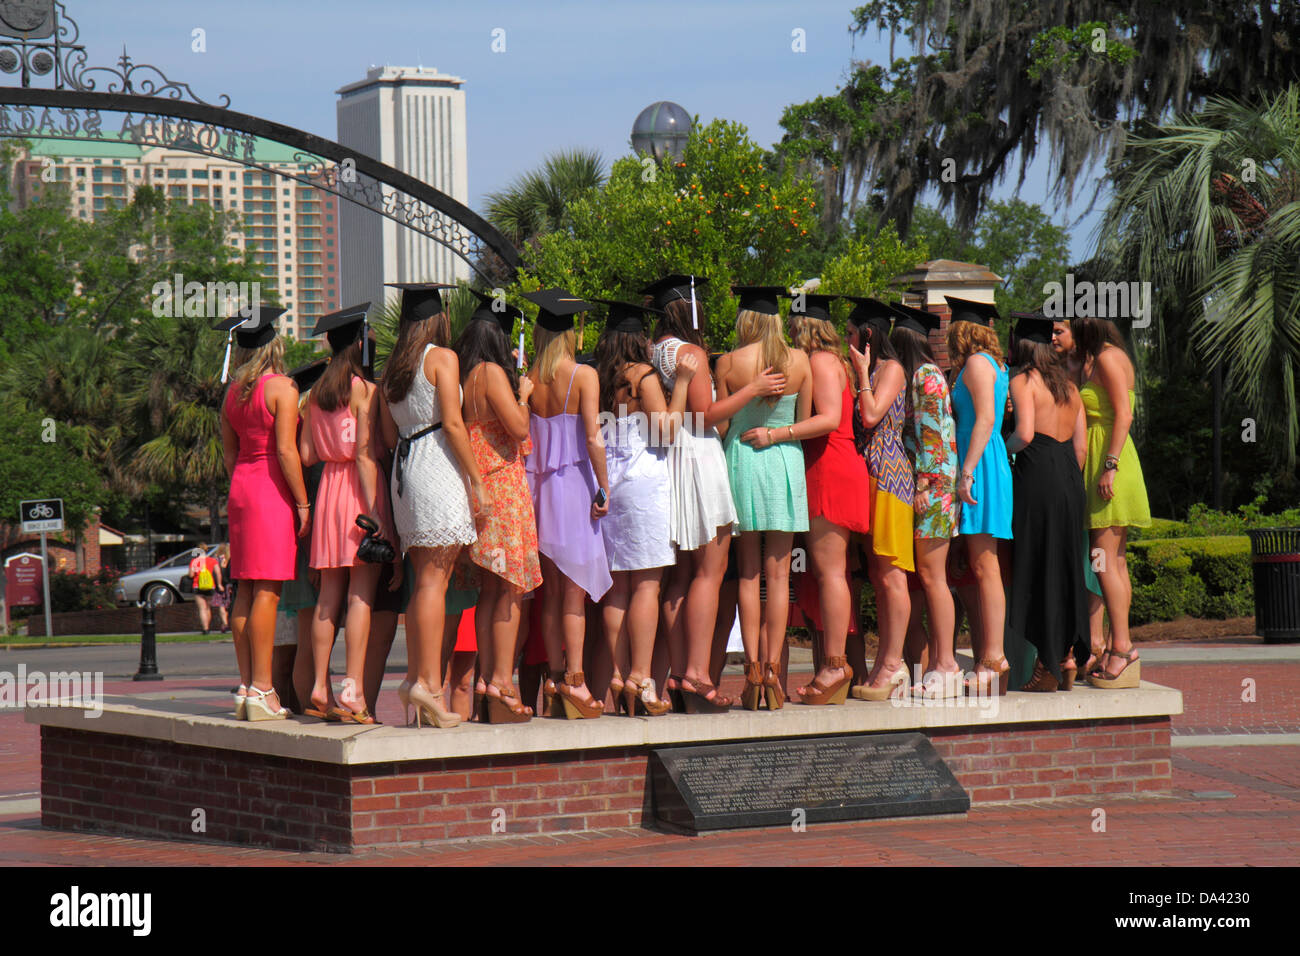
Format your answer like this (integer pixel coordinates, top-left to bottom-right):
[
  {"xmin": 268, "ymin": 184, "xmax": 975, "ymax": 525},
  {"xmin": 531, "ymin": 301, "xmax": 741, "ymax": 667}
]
[
  {"xmin": 766, "ymin": 427, "xmax": 774, "ymax": 444},
  {"xmin": 961, "ymin": 471, "xmax": 975, "ymax": 481},
  {"xmin": 1103, "ymin": 460, "xmax": 1119, "ymax": 472},
  {"xmin": 788, "ymin": 425, "xmax": 795, "ymax": 441},
  {"xmin": 296, "ymin": 503, "xmax": 311, "ymax": 510}
]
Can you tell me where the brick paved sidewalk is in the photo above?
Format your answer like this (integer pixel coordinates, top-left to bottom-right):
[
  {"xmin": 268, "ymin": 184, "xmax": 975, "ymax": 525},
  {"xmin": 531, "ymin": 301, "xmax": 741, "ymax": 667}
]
[{"xmin": 2, "ymin": 656, "xmax": 1298, "ymax": 865}]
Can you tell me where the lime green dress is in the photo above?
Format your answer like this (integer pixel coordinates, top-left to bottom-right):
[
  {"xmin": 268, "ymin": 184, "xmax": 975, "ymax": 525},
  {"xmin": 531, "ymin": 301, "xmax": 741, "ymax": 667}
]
[{"xmin": 1080, "ymin": 382, "xmax": 1151, "ymax": 529}]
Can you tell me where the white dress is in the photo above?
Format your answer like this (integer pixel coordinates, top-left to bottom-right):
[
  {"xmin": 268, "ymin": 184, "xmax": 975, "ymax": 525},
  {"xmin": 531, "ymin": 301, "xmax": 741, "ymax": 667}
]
[
  {"xmin": 651, "ymin": 338, "xmax": 738, "ymax": 551},
  {"xmin": 602, "ymin": 411, "xmax": 674, "ymax": 571},
  {"xmin": 388, "ymin": 344, "xmax": 476, "ymax": 553}
]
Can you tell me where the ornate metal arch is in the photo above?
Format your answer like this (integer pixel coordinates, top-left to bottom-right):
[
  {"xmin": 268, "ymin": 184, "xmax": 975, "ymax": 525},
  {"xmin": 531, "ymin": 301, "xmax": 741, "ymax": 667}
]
[{"xmin": 0, "ymin": 1, "xmax": 519, "ymax": 280}]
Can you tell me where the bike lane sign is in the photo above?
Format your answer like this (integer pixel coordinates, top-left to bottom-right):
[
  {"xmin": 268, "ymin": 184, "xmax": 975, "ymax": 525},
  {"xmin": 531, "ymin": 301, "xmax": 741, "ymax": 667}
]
[{"xmin": 19, "ymin": 499, "xmax": 64, "ymax": 534}]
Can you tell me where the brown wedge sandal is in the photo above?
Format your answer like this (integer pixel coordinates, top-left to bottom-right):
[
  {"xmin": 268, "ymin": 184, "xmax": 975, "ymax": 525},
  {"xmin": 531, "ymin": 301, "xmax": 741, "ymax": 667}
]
[
  {"xmin": 740, "ymin": 660, "xmax": 764, "ymax": 711},
  {"xmin": 556, "ymin": 671, "xmax": 604, "ymax": 719},
  {"xmin": 967, "ymin": 656, "xmax": 1011, "ymax": 696},
  {"xmin": 680, "ymin": 675, "xmax": 733, "ymax": 714},
  {"xmin": 485, "ymin": 681, "xmax": 533, "ymax": 723},
  {"xmin": 763, "ymin": 661, "xmax": 786, "ymax": 711},
  {"xmin": 797, "ymin": 656, "xmax": 853, "ymax": 705},
  {"xmin": 1087, "ymin": 647, "xmax": 1140, "ymax": 689},
  {"xmin": 1020, "ymin": 659, "xmax": 1060, "ymax": 693},
  {"xmin": 623, "ymin": 677, "xmax": 671, "ymax": 716}
]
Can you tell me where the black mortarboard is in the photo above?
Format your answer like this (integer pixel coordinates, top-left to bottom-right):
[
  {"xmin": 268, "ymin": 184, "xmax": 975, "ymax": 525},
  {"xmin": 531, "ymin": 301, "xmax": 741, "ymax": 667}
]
[
  {"xmin": 732, "ymin": 285, "xmax": 785, "ymax": 316},
  {"xmin": 786, "ymin": 292, "xmax": 838, "ymax": 322},
  {"xmin": 467, "ymin": 289, "xmax": 524, "ymax": 337},
  {"xmin": 640, "ymin": 274, "xmax": 708, "ymax": 328},
  {"xmin": 313, "ymin": 301, "xmax": 373, "ymax": 364},
  {"xmin": 1011, "ymin": 311, "xmax": 1054, "ymax": 345},
  {"xmin": 386, "ymin": 282, "xmax": 454, "ymax": 323},
  {"xmin": 288, "ymin": 359, "xmax": 329, "ymax": 392},
  {"xmin": 946, "ymin": 295, "xmax": 1000, "ymax": 326},
  {"xmin": 841, "ymin": 296, "xmax": 896, "ymax": 337},
  {"xmin": 890, "ymin": 302, "xmax": 941, "ymax": 337},
  {"xmin": 215, "ymin": 306, "xmax": 286, "ymax": 382},
  {"xmin": 595, "ymin": 298, "xmax": 663, "ymax": 335},
  {"xmin": 522, "ymin": 288, "xmax": 592, "ymax": 332}
]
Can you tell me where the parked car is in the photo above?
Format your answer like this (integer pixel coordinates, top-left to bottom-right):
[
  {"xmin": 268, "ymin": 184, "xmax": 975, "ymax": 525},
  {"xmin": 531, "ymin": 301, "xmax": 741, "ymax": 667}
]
[{"xmin": 113, "ymin": 545, "xmax": 224, "ymax": 606}]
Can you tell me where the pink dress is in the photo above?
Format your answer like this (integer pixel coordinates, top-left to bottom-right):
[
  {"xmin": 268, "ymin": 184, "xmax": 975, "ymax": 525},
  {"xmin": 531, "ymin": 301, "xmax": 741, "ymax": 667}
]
[
  {"xmin": 225, "ymin": 374, "xmax": 296, "ymax": 580},
  {"xmin": 309, "ymin": 377, "xmax": 396, "ymax": 569}
]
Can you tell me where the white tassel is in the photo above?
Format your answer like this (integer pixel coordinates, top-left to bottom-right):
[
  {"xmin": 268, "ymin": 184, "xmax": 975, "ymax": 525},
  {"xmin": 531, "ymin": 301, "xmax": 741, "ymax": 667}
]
[
  {"xmin": 362, "ymin": 317, "xmax": 369, "ymax": 367},
  {"xmin": 220, "ymin": 333, "xmax": 233, "ymax": 384},
  {"xmin": 689, "ymin": 275, "xmax": 698, "ymax": 330},
  {"xmin": 517, "ymin": 329, "xmax": 525, "ymax": 369}
]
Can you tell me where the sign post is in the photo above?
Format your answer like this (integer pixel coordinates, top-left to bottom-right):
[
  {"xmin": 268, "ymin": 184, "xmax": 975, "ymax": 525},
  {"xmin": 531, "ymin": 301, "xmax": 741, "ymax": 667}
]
[
  {"xmin": 19, "ymin": 499, "xmax": 64, "ymax": 639},
  {"xmin": 3, "ymin": 553, "xmax": 43, "ymax": 632}
]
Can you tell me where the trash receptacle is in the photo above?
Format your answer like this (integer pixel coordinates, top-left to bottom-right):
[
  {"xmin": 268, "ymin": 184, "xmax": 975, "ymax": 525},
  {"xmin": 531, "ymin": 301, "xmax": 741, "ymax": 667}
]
[{"xmin": 1246, "ymin": 528, "xmax": 1300, "ymax": 643}]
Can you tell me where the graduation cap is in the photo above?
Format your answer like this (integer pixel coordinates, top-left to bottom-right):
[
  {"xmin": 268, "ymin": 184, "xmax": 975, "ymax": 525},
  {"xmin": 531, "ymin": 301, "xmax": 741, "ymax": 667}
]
[
  {"xmin": 1011, "ymin": 311, "xmax": 1054, "ymax": 345},
  {"xmin": 521, "ymin": 288, "xmax": 593, "ymax": 332},
  {"xmin": 841, "ymin": 296, "xmax": 896, "ymax": 336},
  {"xmin": 890, "ymin": 301, "xmax": 941, "ymax": 337},
  {"xmin": 945, "ymin": 295, "xmax": 1000, "ymax": 326},
  {"xmin": 731, "ymin": 285, "xmax": 785, "ymax": 316},
  {"xmin": 386, "ymin": 282, "xmax": 454, "ymax": 323},
  {"xmin": 594, "ymin": 298, "xmax": 663, "ymax": 335},
  {"xmin": 467, "ymin": 289, "xmax": 524, "ymax": 335},
  {"xmin": 288, "ymin": 358, "xmax": 329, "ymax": 393},
  {"xmin": 786, "ymin": 292, "xmax": 838, "ymax": 322},
  {"xmin": 313, "ymin": 301, "xmax": 373, "ymax": 365},
  {"xmin": 640, "ymin": 274, "xmax": 708, "ymax": 329},
  {"xmin": 214, "ymin": 306, "xmax": 286, "ymax": 382}
]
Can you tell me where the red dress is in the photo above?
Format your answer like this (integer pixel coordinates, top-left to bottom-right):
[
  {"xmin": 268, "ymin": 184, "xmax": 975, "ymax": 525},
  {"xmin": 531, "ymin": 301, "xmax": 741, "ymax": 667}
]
[
  {"xmin": 802, "ymin": 384, "xmax": 872, "ymax": 534},
  {"xmin": 225, "ymin": 374, "xmax": 297, "ymax": 580}
]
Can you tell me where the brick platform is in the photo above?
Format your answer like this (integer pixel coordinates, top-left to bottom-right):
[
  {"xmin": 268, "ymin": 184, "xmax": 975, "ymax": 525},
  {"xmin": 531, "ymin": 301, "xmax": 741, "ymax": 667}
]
[{"xmin": 32, "ymin": 685, "xmax": 1179, "ymax": 853}]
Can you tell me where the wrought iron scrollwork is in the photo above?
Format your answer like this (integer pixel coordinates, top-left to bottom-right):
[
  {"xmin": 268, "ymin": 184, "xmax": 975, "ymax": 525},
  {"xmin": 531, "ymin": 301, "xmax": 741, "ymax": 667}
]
[{"xmin": 0, "ymin": 1, "xmax": 230, "ymax": 107}]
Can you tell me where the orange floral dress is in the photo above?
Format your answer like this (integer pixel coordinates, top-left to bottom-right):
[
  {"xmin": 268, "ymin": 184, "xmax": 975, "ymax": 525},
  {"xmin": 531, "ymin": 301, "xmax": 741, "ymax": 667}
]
[{"xmin": 467, "ymin": 414, "xmax": 543, "ymax": 594}]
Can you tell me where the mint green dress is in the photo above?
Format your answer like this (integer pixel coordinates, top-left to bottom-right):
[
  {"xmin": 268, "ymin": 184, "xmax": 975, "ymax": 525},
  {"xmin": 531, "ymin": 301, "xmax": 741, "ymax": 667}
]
[{"xmin": 723, "ymin": 395, "xmax": 809, "ymax": 533}]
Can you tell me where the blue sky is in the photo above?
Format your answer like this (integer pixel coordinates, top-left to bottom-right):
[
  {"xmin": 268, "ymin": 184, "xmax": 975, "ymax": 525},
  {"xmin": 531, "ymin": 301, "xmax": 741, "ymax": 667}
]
[{"xmin": 66, "ymin": 0, "xmax": 1102, "ymax": 259}]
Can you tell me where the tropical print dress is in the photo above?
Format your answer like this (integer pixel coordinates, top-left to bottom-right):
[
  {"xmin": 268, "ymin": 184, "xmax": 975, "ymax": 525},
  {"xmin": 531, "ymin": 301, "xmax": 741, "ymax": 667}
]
[{"xmin": 903, "ymin": 363, "xmax": 958, "ymax": 540}]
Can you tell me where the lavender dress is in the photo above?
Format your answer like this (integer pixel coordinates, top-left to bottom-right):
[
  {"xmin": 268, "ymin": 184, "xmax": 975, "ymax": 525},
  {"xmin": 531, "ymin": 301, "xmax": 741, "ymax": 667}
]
[{"xmin": 526, "ymin": 366, "xmax": 613, "ymax": 601}]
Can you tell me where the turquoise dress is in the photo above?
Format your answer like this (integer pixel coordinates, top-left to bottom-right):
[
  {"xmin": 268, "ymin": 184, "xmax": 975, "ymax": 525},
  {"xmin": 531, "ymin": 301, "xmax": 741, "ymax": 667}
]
[
  {"xmin": 951, "ymin": 352, "xmax": 1013, "ymax": 539},
  {"xmin": 723, "ymin": 395, "xmax": 809, "ymax": 533}
]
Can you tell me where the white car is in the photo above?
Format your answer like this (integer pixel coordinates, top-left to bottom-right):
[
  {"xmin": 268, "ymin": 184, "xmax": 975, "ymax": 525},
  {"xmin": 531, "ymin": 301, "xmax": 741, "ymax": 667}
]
[{"xmin": 113, "ymin": 545, "xmax": 223, "ymax": 606}]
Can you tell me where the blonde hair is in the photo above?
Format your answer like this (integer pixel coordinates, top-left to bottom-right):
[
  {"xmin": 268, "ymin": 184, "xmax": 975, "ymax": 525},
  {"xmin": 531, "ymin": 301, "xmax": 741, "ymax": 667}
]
[
  {"xmin": 230, "ymin": 337, "xmax": 286, "ymax": 404},
  {"xmin": 788, "ymin": 313, "xmax": 845, "ymax": 368},
  {"xmin": 533, "ymin": 324, "xmax": 576, "ymax": 385},
  {"xmin": 735, "ymin": 308, "xmax": 789, "ymax": 378},
  {"xmin": 946, "ymin": 321, "xmax": 1004, "ymax": 371}
]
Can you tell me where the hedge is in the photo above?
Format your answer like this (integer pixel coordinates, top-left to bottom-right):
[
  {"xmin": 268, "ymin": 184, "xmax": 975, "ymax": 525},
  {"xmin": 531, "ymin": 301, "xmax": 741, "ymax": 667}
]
[{"xmin": 1127, "ymin": 535, "xmax": 1253, "ymax": 625}]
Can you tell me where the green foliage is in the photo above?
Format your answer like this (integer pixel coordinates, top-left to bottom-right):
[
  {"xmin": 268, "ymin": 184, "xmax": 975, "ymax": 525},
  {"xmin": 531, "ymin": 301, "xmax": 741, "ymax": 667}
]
[
  {"xmin": 521, "ymin": 120, "xmax": 825, "ymax": 350},
  {"xmin": 485, "ymin": 149, "xmax": 606, "ymax": 246},
  {"xmin": 817, "ymin": 221, "xmax": 928, "ymax": 314},
  {"xmin": 1131, "ymin": 496, "xmax": 1300, "ymax": 540},
  {"xmin": 1027, "ymin": 21, "xmax": 1137, "ymax": 81},
  {"xmin": 1128, "ymin": 535, "xmax": 1253, "ymax": 624},
  {"xmin": 47, "ymin": 567, "xmax": 121, "ymax": 615},
  {"xmin": 0, "ymin": 406, "xmax": 107, "ymax": 542}
]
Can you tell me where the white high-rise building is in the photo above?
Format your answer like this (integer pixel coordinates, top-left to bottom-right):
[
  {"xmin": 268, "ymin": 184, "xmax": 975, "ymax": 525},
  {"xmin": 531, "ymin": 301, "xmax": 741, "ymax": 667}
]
[{"xmin": 336, "ymin": 65, "xmax": 470, "ymax": 308}]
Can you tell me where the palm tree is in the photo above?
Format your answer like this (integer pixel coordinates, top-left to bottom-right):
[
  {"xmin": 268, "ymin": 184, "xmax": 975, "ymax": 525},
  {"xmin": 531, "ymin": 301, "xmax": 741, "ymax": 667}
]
[
  {"xmin": 484, "ymin": 149, "xmax": 606, "ymax": 246},
  {"xmin": 1096, "ymin": 85, "xmax": 1300, "ymax": 468}
]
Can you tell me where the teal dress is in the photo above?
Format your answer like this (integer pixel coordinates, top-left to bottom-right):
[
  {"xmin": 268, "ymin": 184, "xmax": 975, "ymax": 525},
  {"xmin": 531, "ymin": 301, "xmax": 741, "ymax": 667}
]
[
  {"xmin": 723, "ymin": 395, "xmax": 809, "ymax": 533},
  {"xmin": 951, "ymin": 352, "xmax": 1013, "ymax": 539}
]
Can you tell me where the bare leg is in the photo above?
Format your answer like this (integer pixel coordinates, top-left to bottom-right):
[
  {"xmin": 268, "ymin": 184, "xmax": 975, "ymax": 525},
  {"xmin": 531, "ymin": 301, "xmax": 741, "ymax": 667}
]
[
  {"xmin": 231, "ymin": 582, "xmax": 252, "ymax": 688},
  {"xmin": 866, "ymin": 551, "xmax": 910, "ymax": 688},
  {"xmin": 735, "ymin": 531, "xmax": 763, "ymax": 664},
  {"xmin": 406, "ymin": 546, "xmax": 458, "ymax": 693},
  {"xmin": 445, "ymin": 650, "xmax": 476, "ymax": 719},
  {"xmin": 710, "ymin": 576, "xmax": 737, "ymax": 686},
  {"xmin": 625, "ymin": 568, "xmax": 663, "ymax": 693},
  {"xmin": 683, "ymin": 530, "xmax": 731, "ymax": 696},
  {"xmin": 965, "ymin": 533, "xmax": 1006, "ymax": 680},
  {"xmin": 915, "ymin": 537, "xmax": 957, "ymax": 673},
  {"xmin": 339, "ymin": 562, "xmax": 379, "ymax": 714},
  {"xmin": 601, "ymin": 571, "xmax": 632, "ymax": 695},
  {"xmin": 310, "ymin": 568, "xmax": 347, "ymax": 713},
  {"xmin": 195, "ymin": 594, "xmax": 211, "ymax": 633},
  {"xmin": 760, "ymin": 532, "xmax": 794, "ymax": 665},
  {"xmin": 1093, "ymin": 526, "xmax": 1137, "ymax": 677},
  {"xmin": 247, "ymin": 580, "xmax": 284, "ymax": 706},
  {"xmin": 660, "ymin": 556, "xmax": 689, "ymax": 690},
  {"xmin": 799, "ymin": 517, "xmax": 850, "ymax": 694},
  {"xmin": 365, "ymin": 609, "xmax": 397, "ymax": 715}
]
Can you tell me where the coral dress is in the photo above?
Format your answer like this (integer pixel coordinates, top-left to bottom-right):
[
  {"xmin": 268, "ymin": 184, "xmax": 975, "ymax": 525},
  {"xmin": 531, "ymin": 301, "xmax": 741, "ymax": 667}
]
[
  {"xmin": 1081, "ymin": 382, "xmax": 1151, "ymax": 530},
  {"xmin": 724, "ymin": 394, "xmax": 809, "ymax": 533},
  {"xmin": 465, "ymin": 366, "xmax": 543, "ymax": 593},
  {"xmin": 864, "ymin": 364, "xmax": 915, "ymax": 571},
  {"xmin": 802, "ymin": 381, "xmax": 871, "ymax": 534},
  {"xmin": 309, "ymin": 377, "xmax": 397, "ymax": 569},
  {"xmin": 225, "ymin": 373, "xmax": 296, "ymax": 580},
  {"xmin": 526, "ymin": 366, "xmax": 612, "ymax": 601},
  {"xmin": 952, "ymin": 352, "xmax": 1013, "ymax": 539}
]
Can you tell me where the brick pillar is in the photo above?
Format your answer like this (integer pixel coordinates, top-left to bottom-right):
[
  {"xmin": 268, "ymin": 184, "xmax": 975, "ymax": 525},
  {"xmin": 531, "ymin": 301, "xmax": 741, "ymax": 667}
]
[{"xmin": 82, "ymin": 512, "xmax": 102, "ymax": 577}]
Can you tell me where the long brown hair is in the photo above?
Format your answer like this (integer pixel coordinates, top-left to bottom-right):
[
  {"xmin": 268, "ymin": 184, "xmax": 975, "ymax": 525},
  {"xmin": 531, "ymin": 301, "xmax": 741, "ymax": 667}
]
[
  {"xmin": 314, "ymin": 335, "xmax": 364, "ymax": 413},
  {"xmin": 1011, "ymin": 337, "xmax": 1072, "ymax": 406},
  {"xmin": 595, "ymin": 328, "xmax": 652, "ymax": 413},
  {"xmin": 382, "ymin": 313, "xmax": 449, "ymax": 404},
  {"xmin": 889, "ymin": 325, "xmax": 939, "ymax": 417},
  {"xmin": 230, "ymin": 337, "xmax": 286, "ymax": 405},
  {"xmin": 651, "ymin": 297, "xmax": 707, "ymax": 350},
  {"xmin": 1069, "ymin": 316, "xmax": 1129, "ymax": 367}
]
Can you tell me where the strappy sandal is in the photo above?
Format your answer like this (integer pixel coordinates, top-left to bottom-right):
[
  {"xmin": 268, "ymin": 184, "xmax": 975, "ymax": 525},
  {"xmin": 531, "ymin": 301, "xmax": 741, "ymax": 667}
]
[
  {"xmin": 485, "ymin": 681, "xmax": 533, "ymax": 723},
  {"xmin": 666, "ymin": 674, "xmax": 687, "ymax": 714},
  {"xmin": 233, "ymin": 684, "xmax": 248, "ymax": 720},
  {"xmin": 740, "ymin": 660, "xmax": 764, "ymax": 711},
  {"xmin": 244, "ymin": 685, "xmax": 289, "ymax": 721},
  {"xmin": 763, "ymin": 661, "xmax": 785, "ymax": 711},
  {"xmin": 797, "ymin": 656, "xmax": 853, "ymax": 705},
  {"xmin": 680, "ymin": 675, "xmax": 733, "ymax": 714},
  {"xmin": 331, "ymin": 677, "xmax": 376, "ymax": 724},
  {"xmin": 623, "ymin": 677, "xmax": 671, "ymax": 716},
  {"xmin": 556, "ymin": 671, "xmax": 604, "ymax": 719},
  {"xmin": 852, "ymin": 662, "xmax": 909, "ymax": 700},
  {"xmin": 1087, "ymin": 647, "xmax": 1140, "ymax": 689},
  {"xmin": 542, "ymin": 668, "xmax": 564, "ymax": 718},
  {"xmin": 1020, "ymin": 659, "xmax": 1060, "ymax": 693},
  {"xmin": 966, "ymin": 656, "xmax": 1011, "ymax": 696}
]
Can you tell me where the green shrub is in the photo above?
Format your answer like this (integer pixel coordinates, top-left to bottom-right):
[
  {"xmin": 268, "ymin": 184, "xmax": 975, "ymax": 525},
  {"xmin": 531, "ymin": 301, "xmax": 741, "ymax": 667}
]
[
  {"xmin": 1127, "ymin": 535, "xmax": 1251, "ymax": 624},
  {"xmin": 1131, "ymin": 518, "xmax": 1190, "ymax": 541}
]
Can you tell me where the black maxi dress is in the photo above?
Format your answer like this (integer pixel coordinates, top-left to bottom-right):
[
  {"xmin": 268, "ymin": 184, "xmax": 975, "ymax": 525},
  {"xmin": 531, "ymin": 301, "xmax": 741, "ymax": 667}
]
[{"xmin": 1007, "ymin": 434, "xmax": 1090, "ymax": 682}]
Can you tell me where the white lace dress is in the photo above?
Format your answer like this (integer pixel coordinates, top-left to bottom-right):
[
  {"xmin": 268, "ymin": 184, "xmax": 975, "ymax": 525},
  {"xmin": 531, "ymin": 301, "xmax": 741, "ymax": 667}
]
[
  {"xmin": 602, "ymin": 411, "xmax": 674, "ymax": 571},
  {"xmin": 388, "ymin": 344, "xmax": 476, "ymax": 553},
  {"xmin": 651, "ymin": 337, "xmax": 738, "ymax": 551}
]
